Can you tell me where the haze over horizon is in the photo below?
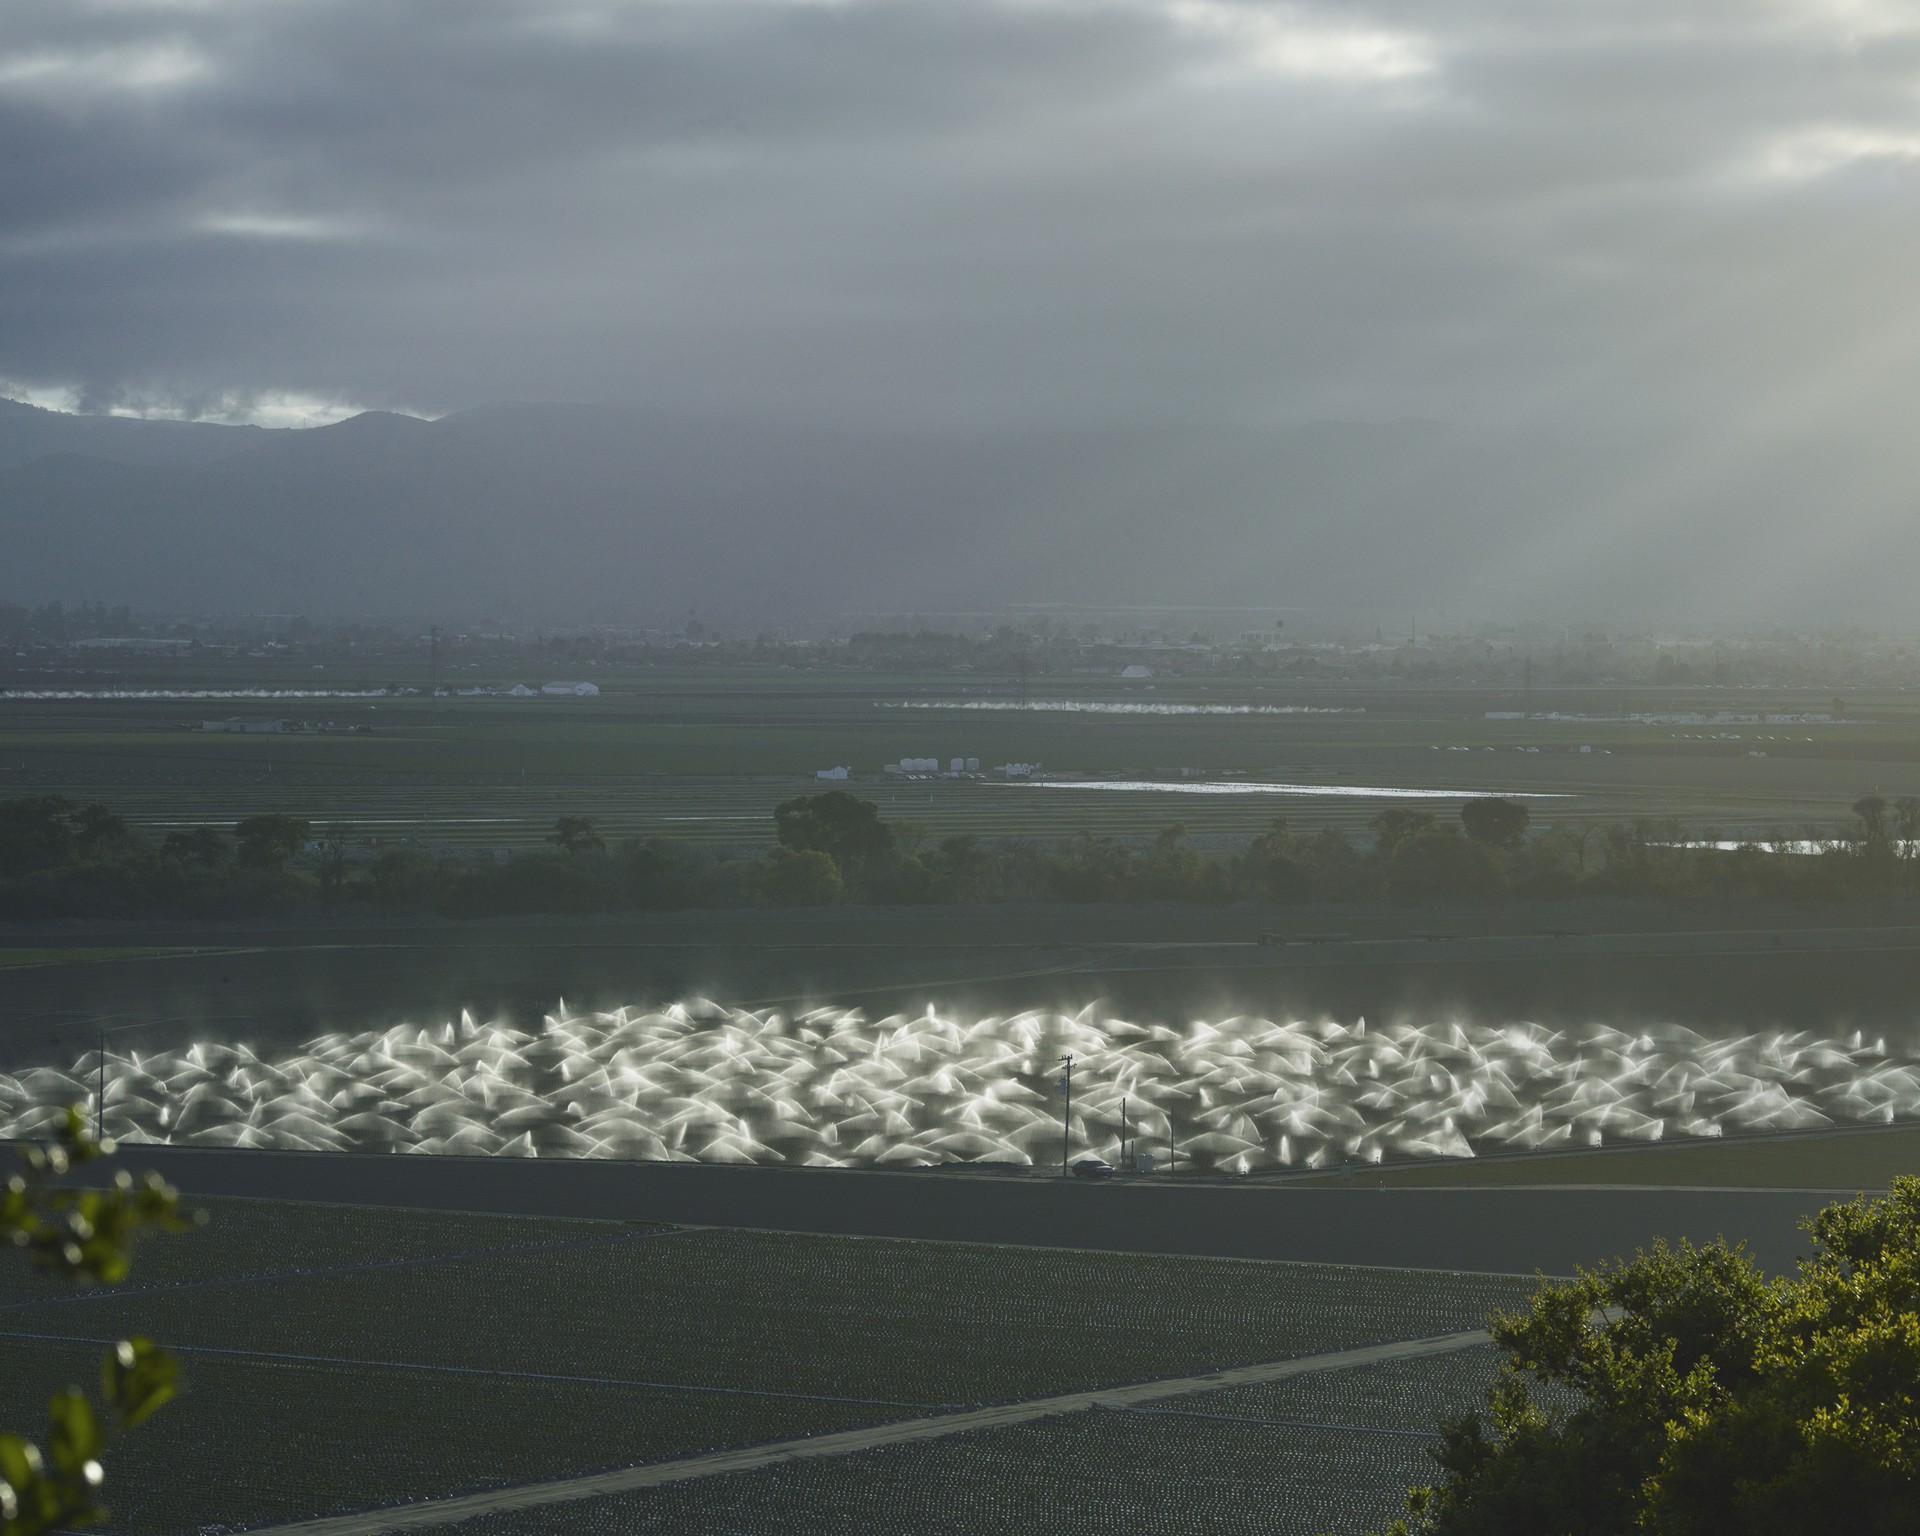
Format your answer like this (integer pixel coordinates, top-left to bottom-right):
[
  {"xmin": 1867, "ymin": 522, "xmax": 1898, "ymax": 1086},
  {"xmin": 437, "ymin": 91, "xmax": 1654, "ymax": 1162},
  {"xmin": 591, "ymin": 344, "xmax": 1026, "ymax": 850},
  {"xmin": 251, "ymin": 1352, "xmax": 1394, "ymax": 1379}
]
[{"xmin": 6, "ymin": 0, "xmax": 1920, "ymax": 626}]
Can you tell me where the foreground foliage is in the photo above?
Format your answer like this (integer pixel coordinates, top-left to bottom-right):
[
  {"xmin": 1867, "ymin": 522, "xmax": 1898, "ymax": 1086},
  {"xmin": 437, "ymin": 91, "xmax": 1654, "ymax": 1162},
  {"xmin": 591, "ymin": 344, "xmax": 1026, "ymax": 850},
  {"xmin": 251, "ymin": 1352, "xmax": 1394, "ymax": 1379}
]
[
  {"xmin": 1387, "ymin": 1178, "xmax": 1920, "ymax": 1535},
  {"xmin": 1, "ymin": 1108, "xmax": 193, "ymax": 1534}
]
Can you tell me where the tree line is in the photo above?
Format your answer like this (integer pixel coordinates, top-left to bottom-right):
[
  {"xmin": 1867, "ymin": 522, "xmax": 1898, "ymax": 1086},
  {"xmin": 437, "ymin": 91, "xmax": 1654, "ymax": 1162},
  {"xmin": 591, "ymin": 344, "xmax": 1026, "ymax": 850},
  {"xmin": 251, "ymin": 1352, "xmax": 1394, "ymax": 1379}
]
[{"xmin": 4, "ymin": 790, "xmax": 1920, "ymax": 920}]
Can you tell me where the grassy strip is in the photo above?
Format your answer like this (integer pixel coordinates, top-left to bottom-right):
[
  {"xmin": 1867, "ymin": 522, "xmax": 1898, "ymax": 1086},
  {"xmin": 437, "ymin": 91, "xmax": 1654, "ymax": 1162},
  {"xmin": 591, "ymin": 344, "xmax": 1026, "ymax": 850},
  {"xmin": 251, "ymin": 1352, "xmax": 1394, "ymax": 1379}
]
[
  {"xmin": 1291, "ymin": 1123, "xmax": 1920, "ymax": 1190},
  {"xmin": 0, "ymin": 1340, "xmax": 901, "ymax": 1536},
  {"xmin": 395, "ymin": 1406, "xmax": 1443, "ymax": 1536},
  {"xmin": 0, "ymin": 1202, "xmax": 1539, "ymax": 1532},
  {"xmin": 0, "ymin": 1196, "xmax": 626, "ymax": 1306},
  {"xmin": 384, "ymin": 1347, "xmax": 1550, "ymax": 1536},
  {"xmin": 23, "ymin": 1227, "xmax": 1541, "ymax": 1410},
  {"xmin": 0, "ymin": 947, "xmax": 206, "ymax": 968}
]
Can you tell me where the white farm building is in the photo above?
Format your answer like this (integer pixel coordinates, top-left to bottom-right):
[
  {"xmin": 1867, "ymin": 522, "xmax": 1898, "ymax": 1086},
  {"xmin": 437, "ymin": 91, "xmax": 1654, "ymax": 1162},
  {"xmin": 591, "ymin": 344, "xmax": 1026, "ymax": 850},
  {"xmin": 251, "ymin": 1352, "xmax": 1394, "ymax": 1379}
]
[{"xmin": 541, "ymin": 681, "xmax": 601, "ymax": 696}]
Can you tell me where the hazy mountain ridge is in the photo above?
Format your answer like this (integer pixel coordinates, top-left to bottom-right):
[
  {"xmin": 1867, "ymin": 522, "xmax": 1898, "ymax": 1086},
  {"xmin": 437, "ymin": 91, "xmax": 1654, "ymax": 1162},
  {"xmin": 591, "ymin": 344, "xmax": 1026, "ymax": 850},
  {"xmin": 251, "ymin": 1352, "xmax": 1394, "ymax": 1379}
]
[
  {"xmin": 0, "ymin": 401, "xmax": 1906, "ymax": 625},
  {"xmin": 0, "ymin": 404, "xmax": 1472, "ymax": 621},
  {"xmin": 0, "ymin": 398, "xmax": 281, "ymax": 473}
]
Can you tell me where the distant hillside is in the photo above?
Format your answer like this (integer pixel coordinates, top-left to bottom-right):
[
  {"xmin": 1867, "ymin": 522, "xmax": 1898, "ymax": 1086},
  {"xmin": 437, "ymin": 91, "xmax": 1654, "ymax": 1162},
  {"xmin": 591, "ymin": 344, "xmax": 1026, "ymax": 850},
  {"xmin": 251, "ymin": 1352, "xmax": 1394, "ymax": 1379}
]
[
  {"xmin": 1, "ymin": 400, "xmax": 1909, "ymax": 625},
  {"xmin": 0, "ymin": 397, "xmax": 269, "ymax": 472},
  {"xmin": 0, "ymin": 404, "xmax": 1496, "ymax": 622}
]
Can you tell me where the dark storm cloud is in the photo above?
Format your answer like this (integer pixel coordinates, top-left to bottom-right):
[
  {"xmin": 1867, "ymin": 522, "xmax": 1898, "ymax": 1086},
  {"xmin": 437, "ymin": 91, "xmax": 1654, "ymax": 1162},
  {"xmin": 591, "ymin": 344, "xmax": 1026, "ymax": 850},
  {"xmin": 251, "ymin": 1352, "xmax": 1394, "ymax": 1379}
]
[
  {"xmin": 5, "ymin": 0, "xmax": 1920, "ymax": 620},
  {"xmin": 4, "ymin": 0, "xmax": 1914, "ymax": 420}
]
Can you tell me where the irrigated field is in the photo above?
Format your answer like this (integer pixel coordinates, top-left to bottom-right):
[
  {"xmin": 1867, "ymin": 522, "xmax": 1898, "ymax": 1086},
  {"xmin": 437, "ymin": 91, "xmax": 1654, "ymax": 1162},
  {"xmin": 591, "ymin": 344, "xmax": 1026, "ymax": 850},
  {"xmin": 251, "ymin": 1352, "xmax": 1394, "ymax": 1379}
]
[{"xmin": 0, "ymin": 1196, "xmax": 1540, "ymax": 1534}]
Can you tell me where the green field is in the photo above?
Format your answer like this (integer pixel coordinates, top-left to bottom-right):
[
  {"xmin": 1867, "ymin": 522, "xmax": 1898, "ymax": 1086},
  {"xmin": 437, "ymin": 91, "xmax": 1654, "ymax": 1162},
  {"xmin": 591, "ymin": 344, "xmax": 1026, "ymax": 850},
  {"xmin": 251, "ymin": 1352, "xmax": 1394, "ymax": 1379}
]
[
  {"xmin": 0, "ymin": 1196, "xmax": 1539, "ymax": 1534},
  {"xmin": 4, "ymin": 662, "xmax": 1916, "ymax": 851},
  {"xmin": 0, "ymin": 947, "xmax": 227, "ymax": 969},
  {"xmin": 1290, "ymin": 1122, "xmax": 1920, "ymax": 1191},
  {"xmin": 406, "ymin": 1349, "xmax": 1524, "ymax": 1536}
]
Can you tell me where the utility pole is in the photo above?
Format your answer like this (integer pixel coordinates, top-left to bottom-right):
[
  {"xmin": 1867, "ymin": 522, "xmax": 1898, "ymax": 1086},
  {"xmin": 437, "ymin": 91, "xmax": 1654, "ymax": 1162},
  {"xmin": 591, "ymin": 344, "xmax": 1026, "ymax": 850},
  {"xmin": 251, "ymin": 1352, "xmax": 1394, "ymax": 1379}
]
[
  {"xmin": 91, "ymin": 1019, "xmax": 160, "ymax": 1145},
  {"xmin": 1057, "ymin": 1053, "xmax": 1073, "ymax": 1176}
]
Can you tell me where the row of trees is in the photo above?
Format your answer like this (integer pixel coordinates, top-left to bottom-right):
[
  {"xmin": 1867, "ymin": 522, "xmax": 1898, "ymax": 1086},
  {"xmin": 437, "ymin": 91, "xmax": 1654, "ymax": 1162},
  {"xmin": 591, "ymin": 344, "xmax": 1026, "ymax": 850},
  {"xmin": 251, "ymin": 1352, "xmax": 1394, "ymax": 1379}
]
[{"xmin": 5, "ymin": 790, "xmax": 1920, "ymax": 920}]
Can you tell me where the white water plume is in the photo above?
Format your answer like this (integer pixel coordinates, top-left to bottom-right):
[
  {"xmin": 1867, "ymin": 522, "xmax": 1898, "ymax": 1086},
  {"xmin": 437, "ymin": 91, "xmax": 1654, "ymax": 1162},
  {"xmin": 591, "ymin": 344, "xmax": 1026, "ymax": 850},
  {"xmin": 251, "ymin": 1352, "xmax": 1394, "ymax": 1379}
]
[{"xmin": 3, "ymin": 1005, "xmax": 1915, "ymax": 1171}]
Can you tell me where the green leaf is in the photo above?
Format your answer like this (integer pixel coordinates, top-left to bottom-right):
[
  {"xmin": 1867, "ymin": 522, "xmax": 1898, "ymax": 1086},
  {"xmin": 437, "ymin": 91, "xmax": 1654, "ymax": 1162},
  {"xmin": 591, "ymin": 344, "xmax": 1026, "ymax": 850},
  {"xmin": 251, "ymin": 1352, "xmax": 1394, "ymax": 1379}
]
[
  {"xmin": 102, "ymin": 1338, "xmax": 178, "ymax": 1428},
  {"xmin": 44, "ymin": 1390, "xmax": 100, "ymax": 1476},
  {"xmin": 0, "ymin": 1432, "xmax": 39, "ymax": 1490}
]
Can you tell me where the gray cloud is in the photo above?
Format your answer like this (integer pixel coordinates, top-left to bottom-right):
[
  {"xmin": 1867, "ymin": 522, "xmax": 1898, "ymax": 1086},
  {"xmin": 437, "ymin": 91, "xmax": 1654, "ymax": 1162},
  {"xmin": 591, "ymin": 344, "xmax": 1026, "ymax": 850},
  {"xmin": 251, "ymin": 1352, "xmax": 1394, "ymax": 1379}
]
[{"xmin": 5, "ymin": 0, "xmax": 1920, "ymax": 620}]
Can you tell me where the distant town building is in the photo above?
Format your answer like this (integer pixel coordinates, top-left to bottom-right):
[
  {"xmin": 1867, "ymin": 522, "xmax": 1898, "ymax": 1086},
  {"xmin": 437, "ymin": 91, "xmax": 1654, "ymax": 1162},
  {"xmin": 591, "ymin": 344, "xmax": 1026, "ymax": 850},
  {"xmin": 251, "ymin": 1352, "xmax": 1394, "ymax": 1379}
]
[
  {"xmin": 506, "ymin": 683, "xmax": 537, "ymax": 697},
  {"xmin": 541, "ymin": 681, "xmax": 600, "ymax": 696},
  {"xmin": 885, "ymin": 757, "xmax": 943, "ymax": 774},
  {"xmin": 1120, "ymin": 664, "xmax": 1153, "ymax": 679},
  {"xmin": 200, "ymin": 717, "xmax": 286, "ymax": 733},
  {"xmin": 998, "ymin": 762, "xmax": 1038, "ymax": 777},
  {"xmin": 815, "ymin": 766, "xmax": 851, "ymax": 781}
]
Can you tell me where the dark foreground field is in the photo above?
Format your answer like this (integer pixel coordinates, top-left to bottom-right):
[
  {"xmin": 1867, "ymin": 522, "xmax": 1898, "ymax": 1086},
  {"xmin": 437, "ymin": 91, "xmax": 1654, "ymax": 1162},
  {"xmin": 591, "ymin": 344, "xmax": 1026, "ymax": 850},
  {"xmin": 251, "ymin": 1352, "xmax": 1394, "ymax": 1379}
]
[
  {"xmin": 104, "ymin": 1143, "xmax": 1836, "ymax": 1276},
  {"xmin": 400, "ymin": 1346, "xmax": 1525, "ymax": 1536},
  {"xmin": 2, "ymin": 1194, "xmax": 1539, "ymax": 1536}
]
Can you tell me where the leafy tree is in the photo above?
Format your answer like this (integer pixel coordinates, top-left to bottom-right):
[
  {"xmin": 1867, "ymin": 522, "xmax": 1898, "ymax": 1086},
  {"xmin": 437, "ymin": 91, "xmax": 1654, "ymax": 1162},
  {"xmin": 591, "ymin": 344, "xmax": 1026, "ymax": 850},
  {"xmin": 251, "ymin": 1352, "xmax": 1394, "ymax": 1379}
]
[
  {"xmin": 1460, "ymin": 798, "xmax": 1530, "ymax": 848},
  {"xmin": 1379, "ymin": 1179, "xmax": 1920, "ymax": 1535},
  {"xmin": 2, "ymin": 1108, "xmax": 195, "ymax": 1533},
  {"xmin": 232, "ymin": 814, "xmax": 310, "ymax": 871},
  {"xmin": 928, "ymin": 834, "xmax": 999, "ymax": 903},
  {"xmin": 363, "ymin": 847, "xmax": 439, "ymax": 907},
  {"xmin": 0, "ymin": 797, "xmax": 78, "ymax": 878},
  {"xmin": 1386, "ymin": 830, "xmax": 1502, "ymax": 899},
  {"xmin": 314, "ymin": 824, "xmax": 355, "ymax": 896},
  {"xmin": 1245, "ymin": 818, "xmax": 1314, "ymax": 901},
  {"xmin": 773, "ymin": 792, "xmax": 896, "ymax": 882},
  {"xmin": 618, "ymin": 840, "xmax": 688, "ymax": 909},
  {"xmin": 1370, "ymin": 808, "xmax": 1437, "ymax": 861},
  {"xmin": 69, "ymin": 806, "xmax": 132, "ymax": 860},
  {"xmin": 159, "ymin": 827, "xmax": 229, "ymax": 870},
  {"xmin": 1143, "ymin": 823, "xmax": 1207, "ymax": 899},
  {"xmin": 1293, "ymin": 826, "xmax": 1370, "ymax": 899},
  {"xmin": 1852, "ymin": 795, "xmax": 1893, "ymax": 860},
  {"xmin": 1548, "ymin": 823, "xmax": 1598, "ymax": 876},
  {"xmin": 551, "ymin": 816, "xmax": 604, "ymax": 856},
  {"xmin": 1894, "ymin": 797, "xmax": 1920, "ymax": 861},
  {"xmin": 0, "ymin": 799, "xmax": 134, "ymax": 878},
  {"xmin": 1048, "ymin": 833, "xmax": 1137, "ymax": 902},
  {"xmin": 759, "ymin": 846, "xmax": 844, "ymax": 905}
]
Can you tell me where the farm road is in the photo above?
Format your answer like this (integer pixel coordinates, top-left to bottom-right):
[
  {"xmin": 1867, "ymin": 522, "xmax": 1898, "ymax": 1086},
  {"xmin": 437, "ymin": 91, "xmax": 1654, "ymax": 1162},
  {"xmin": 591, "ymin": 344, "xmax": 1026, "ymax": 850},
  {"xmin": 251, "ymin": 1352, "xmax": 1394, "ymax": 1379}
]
[
  {"xmin": 99, "ymin": 1146, "xmax": 1831, "ymax": 1275},
  {"xmin": 241, "ymin": 1327, "xmax": 1494, "ymax": 1536}
]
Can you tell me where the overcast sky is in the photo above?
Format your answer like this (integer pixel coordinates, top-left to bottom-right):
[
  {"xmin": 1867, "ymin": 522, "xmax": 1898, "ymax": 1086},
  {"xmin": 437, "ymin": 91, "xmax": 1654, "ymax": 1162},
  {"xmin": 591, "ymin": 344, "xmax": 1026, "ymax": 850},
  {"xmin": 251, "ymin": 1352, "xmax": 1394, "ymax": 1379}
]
[
  {"xmin": 2, "ymin": 0, "xmax": 1916, "ymax": 430},
  {"xmin": 6, "ymin": 0, "xmax": 1920, "ymax": 629}
]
